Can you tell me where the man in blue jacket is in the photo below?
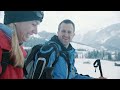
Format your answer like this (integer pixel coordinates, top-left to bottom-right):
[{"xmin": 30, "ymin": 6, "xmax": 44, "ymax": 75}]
[{"xmin": 39, "ymin": 19, "xmax": 105, "ymax": 79}]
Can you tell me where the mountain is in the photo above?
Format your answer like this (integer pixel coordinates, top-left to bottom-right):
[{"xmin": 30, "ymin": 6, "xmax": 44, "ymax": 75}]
[
  {"xmin": 23, "ymin": 31, "xmax": 55, "ymax": 47},
  {"xmin": 37, "ymin": 31, "xmax": 56, "ymax": 41},
  {"xmin": 23, "ymin": 30, "xmax": 95, "ymax": 51},
  {"xmin": 71, "ymin": 42, "xmax": 95, "ymax": 51},
  {"xmin": 72, "ymin": 32, "xmax": 82, "ymax": 42},
  {"xmin": 81, "ymin": 23, "xmax": 120, "ymax": 51}
]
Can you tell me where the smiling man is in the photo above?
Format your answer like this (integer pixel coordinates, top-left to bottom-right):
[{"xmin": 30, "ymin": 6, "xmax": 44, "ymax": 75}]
[{"xmin": 35, "ymin": 19, "xmax": 96, "ymax": 79}]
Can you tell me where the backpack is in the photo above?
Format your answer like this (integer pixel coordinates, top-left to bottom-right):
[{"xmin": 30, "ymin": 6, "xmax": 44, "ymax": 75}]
[{"xmin": 23, "ymin": 42, "xmax": 68, "ymax": 79}]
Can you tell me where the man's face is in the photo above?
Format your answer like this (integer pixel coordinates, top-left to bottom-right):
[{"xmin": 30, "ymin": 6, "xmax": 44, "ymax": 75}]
[
  {"xmin": 57, "ymin": 23, "xmax": 75, "ymax": 47},
  {"xmin": 15, "ymin": 20, "xmax": 40, "ymax": 43}
]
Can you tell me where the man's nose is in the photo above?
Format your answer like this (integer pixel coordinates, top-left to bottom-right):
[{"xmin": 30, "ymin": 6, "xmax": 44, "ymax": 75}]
[{"xmin": 64, "ymin": 32, "xmax": 69, "ymax": 36}]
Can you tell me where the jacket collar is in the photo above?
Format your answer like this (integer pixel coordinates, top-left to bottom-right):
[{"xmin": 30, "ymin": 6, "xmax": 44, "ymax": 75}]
[
  {"xmin": 0, "ymin": 23, "xmax": 12, "ymax": 50},
  {"xmin": 0, "ymin": 23, "xmax": 13, "ymax": 39},
  {"xmin": 50, "ymin": 35, "xmax": 74, "ymax": 51}
]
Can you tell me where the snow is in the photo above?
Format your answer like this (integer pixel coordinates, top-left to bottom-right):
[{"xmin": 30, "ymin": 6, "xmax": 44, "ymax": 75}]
[
  {"xmin": 23, "ymin": 46, "xmax": 31, "ymax": 50},
  {"xmin": 100, "ymin": 36, "xmax": 110, "ymax": 44},
  {"xmin": 30, "ymin": 34, "xmax": 42, "ymax": 39},
  {"xmin": 75, "ymin": 58, "xmax": 120, "ymax": 79},
  {"xmin": 71, "ymin": 42, "xmax": 95, "ymax": 51}
]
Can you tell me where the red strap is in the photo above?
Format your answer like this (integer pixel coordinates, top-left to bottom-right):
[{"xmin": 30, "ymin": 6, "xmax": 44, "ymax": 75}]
[{"xmin": 0, "ymin": 47, "xmax": 2, "ymax": 74}]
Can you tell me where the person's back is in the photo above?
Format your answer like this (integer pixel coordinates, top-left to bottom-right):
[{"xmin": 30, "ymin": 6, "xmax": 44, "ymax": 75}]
[
  {"xmin": 0, "ymin": 23, "xmax": 26, "ymax": 79},
  {"xmin": 0, "ymin": 11, "xmax": 44, "ymax": 79}
]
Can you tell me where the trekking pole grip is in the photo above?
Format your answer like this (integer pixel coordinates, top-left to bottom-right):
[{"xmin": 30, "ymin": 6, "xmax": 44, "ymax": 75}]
[{"xmin": 93, "ymin": 59, "xmax": 103, "ymax": 77}]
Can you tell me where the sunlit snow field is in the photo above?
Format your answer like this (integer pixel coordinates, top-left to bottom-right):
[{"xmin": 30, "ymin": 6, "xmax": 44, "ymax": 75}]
[{"xmin": 75, "ymin": 58, "xmax": 120, "ymax": 79}]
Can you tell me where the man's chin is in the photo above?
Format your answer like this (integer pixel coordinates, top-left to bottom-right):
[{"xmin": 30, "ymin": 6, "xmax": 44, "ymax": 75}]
[
  {"xmin": 63, "ymin": 43, "xmax": 69, "ymax": 47},
  {"xmin": 63, "ymin": 41, "xmax": 69, "ymax": 45}
]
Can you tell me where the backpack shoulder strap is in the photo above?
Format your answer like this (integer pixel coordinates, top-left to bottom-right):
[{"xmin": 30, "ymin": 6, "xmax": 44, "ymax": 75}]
[
  {"xmin": 59, "ymin": 51, "xmax": 71, "ymax": 79},
  {"xmin": 46, "ymin": 42, "xmax": 60, "ymax": 67},
  {"xmin": 38, "ymin": 42, "xmax": 60, "ymax": 67},
  {"xmin": 23, "ymin": 44, "xmax": 43, "ymax": 76},
  {"xmin": 51, "ymin": 44, "xmax": 60, "ymax": 67},
  {"xmin": 0, "ymin": 49, "xmax": 13, "ymax": 76},
  {"xmin": 46, "ymin": 42, "xmax": 71, "ymax": 79},
  {"xmin": 25, "ymin": 44, "xmax": 42, "ymax": 66},
  {"xmin": 47, "ymin": 41, "xmax": 70, "ymax": 78}
]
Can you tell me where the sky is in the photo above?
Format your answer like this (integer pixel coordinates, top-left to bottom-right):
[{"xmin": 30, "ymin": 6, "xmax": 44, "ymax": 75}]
[
  {"xmin": 38, "ymin": 11, "xmax": 120, "ymax": 36},
  {"xmin": 1, "ymin": 11, "xmax": 120, "ymax": 36},
  {"xmin": 0, "ymin": 11, "xmax": 4, "ymax": 23}
]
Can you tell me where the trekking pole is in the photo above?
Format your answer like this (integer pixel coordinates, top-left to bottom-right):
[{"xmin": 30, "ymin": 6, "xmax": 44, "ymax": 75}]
[{"xmin": 93, "ymin": 59, "xmax": 103, "ymax": 77}]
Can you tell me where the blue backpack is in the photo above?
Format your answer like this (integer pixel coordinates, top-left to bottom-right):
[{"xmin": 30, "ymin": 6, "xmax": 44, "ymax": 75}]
[{"xmin": 23, "ymin": 42, "xmax": 65, "ymax": 79}]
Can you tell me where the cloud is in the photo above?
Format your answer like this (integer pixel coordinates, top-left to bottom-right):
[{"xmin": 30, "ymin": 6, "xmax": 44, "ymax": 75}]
[
  {"xmin": 0, "ymin": 11, "xmax": 4, "ymax": 23},
  {"xmin": 113, "ymin": 11, "xmax": 120, "ymax": 19}
]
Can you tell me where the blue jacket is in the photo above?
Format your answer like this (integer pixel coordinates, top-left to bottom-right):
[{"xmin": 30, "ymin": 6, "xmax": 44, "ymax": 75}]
[{"xmin": 39, "ymin": 35, "xmax": 93, "ymax": 79}]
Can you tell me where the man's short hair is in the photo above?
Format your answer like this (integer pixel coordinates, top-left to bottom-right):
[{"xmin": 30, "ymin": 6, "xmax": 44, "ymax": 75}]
[{"xmin": 58, "ymin": 19, "xmax": 75, "ymax": 32}]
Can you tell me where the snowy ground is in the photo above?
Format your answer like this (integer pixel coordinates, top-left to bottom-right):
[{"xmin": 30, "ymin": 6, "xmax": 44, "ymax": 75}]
[{"xmin": 75, "ymin": 58, "xmax": 120, "ymax": 79}]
